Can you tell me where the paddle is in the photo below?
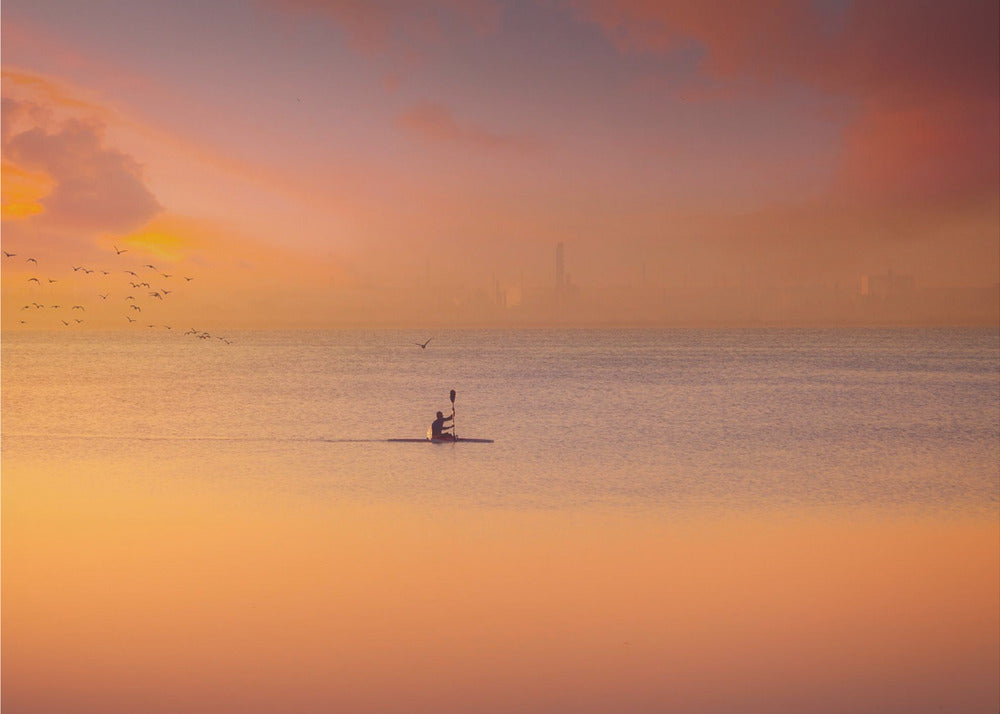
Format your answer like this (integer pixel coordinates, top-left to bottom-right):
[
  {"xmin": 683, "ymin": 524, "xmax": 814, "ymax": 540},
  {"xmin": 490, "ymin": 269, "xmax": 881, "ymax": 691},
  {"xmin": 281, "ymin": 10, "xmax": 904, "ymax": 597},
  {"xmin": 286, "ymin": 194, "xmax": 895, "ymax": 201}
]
[{"xmin": 450, "ymin": 389, "xmax": 457, "ymax": 439}]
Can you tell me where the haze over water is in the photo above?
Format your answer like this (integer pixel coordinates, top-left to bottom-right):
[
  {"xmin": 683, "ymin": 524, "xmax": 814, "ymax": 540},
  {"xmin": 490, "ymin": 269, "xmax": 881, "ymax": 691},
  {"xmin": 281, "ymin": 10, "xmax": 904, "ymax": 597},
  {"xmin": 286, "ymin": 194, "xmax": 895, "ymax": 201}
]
[
  {"xmin": 3, "ymin": 328, "xmax": 998, "ymax": 713},
  {"xmin": 3, "ymin": 1, "xmax": 999, "ymax": 712}
]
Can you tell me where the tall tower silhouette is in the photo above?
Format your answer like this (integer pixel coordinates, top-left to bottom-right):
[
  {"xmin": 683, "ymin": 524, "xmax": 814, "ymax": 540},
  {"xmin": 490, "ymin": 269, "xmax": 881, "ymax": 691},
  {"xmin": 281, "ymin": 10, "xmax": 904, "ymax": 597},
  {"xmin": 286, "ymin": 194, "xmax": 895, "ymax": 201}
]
[{"xmin": 556, "ymin": 242, "xmax": 565, "ymax": 293}]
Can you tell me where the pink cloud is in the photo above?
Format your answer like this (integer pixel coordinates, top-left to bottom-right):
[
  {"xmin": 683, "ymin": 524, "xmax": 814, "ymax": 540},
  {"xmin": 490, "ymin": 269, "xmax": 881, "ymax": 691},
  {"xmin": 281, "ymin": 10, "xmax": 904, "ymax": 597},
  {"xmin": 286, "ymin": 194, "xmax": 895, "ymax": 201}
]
[
  {"xmin": 2, "ymin": 97, "xmax": 161, "ymax": 234},
  {"xmin": 398, "ymin": 102, "xmax": 540, "ymax": 154}
]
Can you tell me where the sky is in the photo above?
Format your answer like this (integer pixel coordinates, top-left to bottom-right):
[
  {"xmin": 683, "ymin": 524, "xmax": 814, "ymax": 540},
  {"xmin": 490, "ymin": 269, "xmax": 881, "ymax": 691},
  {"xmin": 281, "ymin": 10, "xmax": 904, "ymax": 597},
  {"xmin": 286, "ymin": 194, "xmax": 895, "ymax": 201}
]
[{"xmin": 1, "ymin": 0, "xmax": 998, "ymax": 328}]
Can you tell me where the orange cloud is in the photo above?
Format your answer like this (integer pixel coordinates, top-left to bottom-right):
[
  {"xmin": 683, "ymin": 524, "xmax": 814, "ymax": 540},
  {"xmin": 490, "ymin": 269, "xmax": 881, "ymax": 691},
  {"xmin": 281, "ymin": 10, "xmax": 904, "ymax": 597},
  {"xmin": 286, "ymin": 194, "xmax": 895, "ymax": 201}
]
[
  {"xmin": 1, "ymin": 69, "xmax": 110, "ymax": 117},
  {"xmin": 0, "ymin": 161, "xmax": 53, "ymax": 219},
  {"xmin": 838, "ymin": 98, "xmax": 999, "ymax": 205}
]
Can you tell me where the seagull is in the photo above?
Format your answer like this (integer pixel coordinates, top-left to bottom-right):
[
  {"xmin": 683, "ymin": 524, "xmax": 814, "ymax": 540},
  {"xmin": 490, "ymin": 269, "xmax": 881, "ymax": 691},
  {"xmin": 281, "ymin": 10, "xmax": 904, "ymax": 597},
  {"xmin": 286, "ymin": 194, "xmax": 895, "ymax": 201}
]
[
  {"xmin": 50, "ymin": 305, "xmax": 61, "ymax": 309},
  {"xmin": 72, "ymin": 305, "xmax": 85, "ymax": 311},
  {"xmin": 184, "ymin": 276, "xmax": 194, "ymax": 282},
  {"xmin": 149, "ymin": 291, "xmax": 163, "ymax": 300},
  {"xmin": 114, "ymin": 245, "xmax": 128, "ymax": 255},
  {"xmin": 125, "ymin": 295, "xmax": 136, "ymax": 301},
  {"xmin": 83, "ymin": 268, "xmax": 94, "ymax": 274},
  {"xmin": 101, "ymin": 270, "xmax": 110, "ymax": 275},
  {"xmin": 162, "ymin": 289, "xmax": 172, "ymax": 296},
  {"xmin": 48, "ymin": 279, "xmax": 57, "ymax": 283},
  {"xmin": 415, "ymin": 338, "xmax": 432, "ymax": 349},
  {"xmin": 25, "ymin": 257, "xmax": 37, "ymax": 264},
  {"xmin": 61, "ymin": 320, "xmax": 70, "ymax": 326},
  {"xmin": 161, "ymin": 273, "xmax": 172, "ymax": 278},
  {"xmin": 99, "ymin": 294, "xmax": 109, "ymax": 300},
  {"xmin": 125, "ymin": 315, "xmax": 136, "ymax": 323},
  {"xmin": 124, "ymin": 270, "xmax": 137, "ymax": 277},
  {"xmin": 130, "ymin": 305, "xmax": 141, "ymax": 312},
  {"xmin": 73, "ymin": 266, "xmax": 84, "ymax": 272},
  {"xmin": 74, "ymin": 319, "xmax": 84, "ymax": 324},
  {"xmin": 3, "ymin": 251, "xmax": 15, "ymax": 258},
  {"xmin": 144, "ymin": 264, "xmax": 156, "ymax": 270},
  {"xmin": 27, "ymin": 277, "xmax": 40, "ymax": 283}
]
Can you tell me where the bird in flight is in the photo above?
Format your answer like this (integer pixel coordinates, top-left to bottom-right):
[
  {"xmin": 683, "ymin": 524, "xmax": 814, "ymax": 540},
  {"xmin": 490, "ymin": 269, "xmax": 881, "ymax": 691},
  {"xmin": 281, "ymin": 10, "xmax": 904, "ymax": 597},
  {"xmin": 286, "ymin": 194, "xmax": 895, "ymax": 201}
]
[
  {"xmin": 125, "ymin": 315, "xmax": 136, "ymax": 323},
  {"xmin": 144, "ymin": 264, "xmax": 156, "ymax": 270},
  {"xmin": 26, "ymin": 257, "xmax": 37, "ymax": 264},
  {"xmin": 72, "ymin": 305, "xmax": 85, "ymax": 311},
  {"xmin": 3, "ymin": 251, "xmax": 15, "ymax": 258},
  {"xmin": 130, "ymin": 305, "xmax": 141, "ymax": 312},
  {"xmin": 415, "ymin": 338, "xmax": 433, "ymax": 349},
  {"xmin": 99, "ymin": 294, "xmax": 109, "ymax": 300},
  {"xmin": 124, "ymin": 270, "xmax": 138, "ymax": 276},
  {"xmin": 149, "ymin": 291, "xmax": 163, "ymax": 300},
  {"xmin": 73, "ymin": 266, "xmax": 84, "ymax": 272},
  {"xmin": 114, "ymin": 245, "xmax": 128, "ymax": 255},
  {"xmin": 184, "ymin": 276, "xmax": 194, "ymax": 282},
  {"xmin": 48, "ymin": 279, "xmax": 57, "ymax": 283},
  {"xmin": 27, "ymin": 277, "xmax": 40, "ymax": 284}
]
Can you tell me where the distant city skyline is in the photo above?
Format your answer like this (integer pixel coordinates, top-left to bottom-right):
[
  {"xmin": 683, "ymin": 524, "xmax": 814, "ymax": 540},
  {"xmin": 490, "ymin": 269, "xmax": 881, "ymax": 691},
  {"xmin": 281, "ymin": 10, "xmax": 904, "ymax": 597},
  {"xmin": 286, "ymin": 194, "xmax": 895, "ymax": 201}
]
[{"xmin": 2, "ymin": 1, "xmax": 997, "ymax": 328}]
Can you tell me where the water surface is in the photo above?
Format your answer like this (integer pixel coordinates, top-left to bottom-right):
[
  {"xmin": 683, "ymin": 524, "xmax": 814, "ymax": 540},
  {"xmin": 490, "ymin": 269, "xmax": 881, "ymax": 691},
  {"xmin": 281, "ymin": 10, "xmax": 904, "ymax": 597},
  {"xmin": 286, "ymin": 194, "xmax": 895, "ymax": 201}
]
[{"xmin": 3, "ymin": 328, "xmax": 998, "ymax": 713}]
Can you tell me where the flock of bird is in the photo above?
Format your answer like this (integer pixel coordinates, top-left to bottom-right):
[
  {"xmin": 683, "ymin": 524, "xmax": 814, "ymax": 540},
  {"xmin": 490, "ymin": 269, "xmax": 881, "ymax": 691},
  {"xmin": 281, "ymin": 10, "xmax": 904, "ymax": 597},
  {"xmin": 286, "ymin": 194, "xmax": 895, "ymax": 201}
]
[{"xmin": 4, "ymin": 246, "xmax": 233, "ymax": 344}]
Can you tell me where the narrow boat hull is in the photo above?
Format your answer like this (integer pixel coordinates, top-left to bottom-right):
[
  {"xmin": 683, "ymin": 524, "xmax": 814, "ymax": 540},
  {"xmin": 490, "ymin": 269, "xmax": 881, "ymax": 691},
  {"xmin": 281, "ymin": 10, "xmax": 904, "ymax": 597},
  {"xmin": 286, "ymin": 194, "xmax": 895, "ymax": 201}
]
[{"xmin": 387, "ymin": 437, "xmax": 494, "ymax": 443}]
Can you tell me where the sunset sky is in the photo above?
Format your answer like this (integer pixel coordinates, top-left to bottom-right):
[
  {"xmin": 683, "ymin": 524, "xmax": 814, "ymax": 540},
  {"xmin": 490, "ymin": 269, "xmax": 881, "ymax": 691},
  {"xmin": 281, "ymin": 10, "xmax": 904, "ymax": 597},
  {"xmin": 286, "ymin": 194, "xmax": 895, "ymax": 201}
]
[{"xmin": 2, "ymin": 0, "xmax": 997, "ymax": 327}]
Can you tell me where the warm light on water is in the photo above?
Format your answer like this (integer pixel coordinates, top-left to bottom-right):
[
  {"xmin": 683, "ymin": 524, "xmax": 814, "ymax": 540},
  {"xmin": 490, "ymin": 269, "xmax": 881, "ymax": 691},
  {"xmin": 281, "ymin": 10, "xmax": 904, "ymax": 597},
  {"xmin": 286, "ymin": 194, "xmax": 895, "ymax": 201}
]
[{"xmin": 3, "ymin": 329, "xmax": 998, "ymax": 713}]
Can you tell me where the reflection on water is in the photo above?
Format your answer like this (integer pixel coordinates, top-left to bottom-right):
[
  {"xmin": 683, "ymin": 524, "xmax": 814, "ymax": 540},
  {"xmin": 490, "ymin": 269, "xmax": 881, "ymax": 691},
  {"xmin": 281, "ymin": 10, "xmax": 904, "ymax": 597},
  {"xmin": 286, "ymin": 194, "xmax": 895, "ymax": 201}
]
[
  {"xmin": 2, "ymin": 329, "xmax": 998, "ymax": 712},
  {"xmin": 3, "ymin": 456, "xmax": 998, "ymax": 714}
]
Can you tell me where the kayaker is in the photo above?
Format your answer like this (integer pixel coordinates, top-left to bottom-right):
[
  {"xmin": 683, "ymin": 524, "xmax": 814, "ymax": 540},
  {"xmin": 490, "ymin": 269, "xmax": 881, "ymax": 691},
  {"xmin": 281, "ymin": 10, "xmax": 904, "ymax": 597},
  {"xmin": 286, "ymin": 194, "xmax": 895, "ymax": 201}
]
[{"xmin": 430, "ymin": 410, "xmax": 454, "ymax": 439}]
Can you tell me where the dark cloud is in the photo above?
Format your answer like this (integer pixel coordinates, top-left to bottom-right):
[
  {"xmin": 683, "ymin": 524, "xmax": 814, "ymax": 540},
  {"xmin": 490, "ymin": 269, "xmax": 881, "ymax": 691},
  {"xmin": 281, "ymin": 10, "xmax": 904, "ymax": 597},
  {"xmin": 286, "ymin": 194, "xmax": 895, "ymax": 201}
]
[
  {"xmin": 573, "ymin": 0, "xmax": 999, "ymax": 205},
  {"xmin": 2, "ymin": 98, "xmax": 161, "ymax": 234},
  {"xmin": 276, "ymin": 0, "xmax": 501, "ymax": 54}
]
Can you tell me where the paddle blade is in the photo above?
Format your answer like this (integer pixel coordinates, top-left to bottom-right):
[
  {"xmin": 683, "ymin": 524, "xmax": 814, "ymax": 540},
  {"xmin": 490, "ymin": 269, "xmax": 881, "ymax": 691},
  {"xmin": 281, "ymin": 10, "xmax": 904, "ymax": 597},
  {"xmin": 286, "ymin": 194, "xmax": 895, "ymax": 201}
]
[{"xmin": 449, "ymin": 389, "xmax": 456, "ymax": 403}]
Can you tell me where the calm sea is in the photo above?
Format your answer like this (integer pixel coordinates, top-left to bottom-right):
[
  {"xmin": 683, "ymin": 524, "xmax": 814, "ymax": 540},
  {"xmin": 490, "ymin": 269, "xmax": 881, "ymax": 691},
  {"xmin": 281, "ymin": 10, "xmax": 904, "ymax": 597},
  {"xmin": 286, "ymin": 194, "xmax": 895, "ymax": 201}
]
[
  {"xmin": 3, "ymin": 328, "xmax": 998, "ymax": 513},
  {"xmin": 3, "ymin": 328, "xmax": 999, "ymax": 714}
]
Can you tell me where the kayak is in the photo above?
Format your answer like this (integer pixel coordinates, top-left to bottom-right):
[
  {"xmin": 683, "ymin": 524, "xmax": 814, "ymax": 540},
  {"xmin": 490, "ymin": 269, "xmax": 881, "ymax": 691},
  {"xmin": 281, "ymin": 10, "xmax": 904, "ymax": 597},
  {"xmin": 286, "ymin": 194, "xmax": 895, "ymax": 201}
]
[{"xmin": 387, "ymin": 437, "xmax": 494, "ymax": 444}]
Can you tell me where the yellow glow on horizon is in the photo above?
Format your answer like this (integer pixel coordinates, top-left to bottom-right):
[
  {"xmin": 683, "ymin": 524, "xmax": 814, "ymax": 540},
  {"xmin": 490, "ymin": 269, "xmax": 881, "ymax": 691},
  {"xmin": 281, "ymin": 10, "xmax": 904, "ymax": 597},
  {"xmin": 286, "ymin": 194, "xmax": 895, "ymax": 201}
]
[
  {"xmin": 1, "ymin": 162, "xmax": 52, "ymax": 220},
  {"xmin": 119, "ymin": 219, "xmax": 198, "ymax": 261}
]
